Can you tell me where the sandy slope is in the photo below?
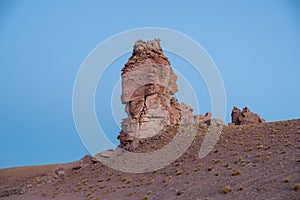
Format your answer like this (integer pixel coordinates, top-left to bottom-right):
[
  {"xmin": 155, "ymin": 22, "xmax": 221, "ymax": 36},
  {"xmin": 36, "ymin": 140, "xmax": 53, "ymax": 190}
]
[{"xmin": 1, "ymin": 119, "xmax": 299, "ymax": 200}]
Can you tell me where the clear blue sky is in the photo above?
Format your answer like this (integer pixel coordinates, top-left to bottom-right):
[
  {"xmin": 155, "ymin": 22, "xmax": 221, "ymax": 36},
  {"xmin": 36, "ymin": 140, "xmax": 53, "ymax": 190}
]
[{"xmin": 1, "ymin": 0, "xmax": 299, "ymax": 169}]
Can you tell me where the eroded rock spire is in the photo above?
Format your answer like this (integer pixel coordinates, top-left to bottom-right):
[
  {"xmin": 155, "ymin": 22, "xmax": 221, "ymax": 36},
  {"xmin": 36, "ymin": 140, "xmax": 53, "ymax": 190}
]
[{"xmin": 117, "ymin": 39, "xmax": 212, "ymax": 150}]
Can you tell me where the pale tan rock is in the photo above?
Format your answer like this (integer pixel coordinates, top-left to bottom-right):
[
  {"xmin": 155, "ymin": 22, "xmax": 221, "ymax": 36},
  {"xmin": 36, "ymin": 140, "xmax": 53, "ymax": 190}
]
[
  {"xmin": 117, "ymin": 39, "xmax": 216, "ymax": 150},
  {"xmin": 194, "ymin": 112, "xmax": 212, "ymax": 124},
  {"xmin": 97, "ymin": 149, "xmax": 116, "ymax": 158}
]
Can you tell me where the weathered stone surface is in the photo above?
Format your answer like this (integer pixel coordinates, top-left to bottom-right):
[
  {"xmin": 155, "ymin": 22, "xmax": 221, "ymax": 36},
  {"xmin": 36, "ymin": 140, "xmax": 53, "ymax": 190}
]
[
  {"xmin": 194, "ymin": 112, "xmax": 212, "ymax": 124},
  {"xmin": 209, "ymin": 118, "xmax": 225, "ymax": 126},
  {"xmin": 81, "ymin": 155, "xmax": 93, "ymax": 163},
  {"xmin": 117, "ymin": 130, "xmax": 140, "ymax": 151},
  {"xmin": 54, "ymin": 168, "xmax": 65, "ymax": 177},
  {"xmin": 98, "ymin": 149, "xmax": 116, "ymax": 158},
  {"xmin": 117, "ymin": 39, "xmax": 214, "ymax": 150},
  {"xmin": 119, "ymin": 39, "xmax": 182, "ymax": 147},
  {"xmin": 230, "ymin": 106, "xmax": 265, "ymax": 125},
  {"xmin": 179, "ymin": 103, "xmax": 194, "ymax": 124}
]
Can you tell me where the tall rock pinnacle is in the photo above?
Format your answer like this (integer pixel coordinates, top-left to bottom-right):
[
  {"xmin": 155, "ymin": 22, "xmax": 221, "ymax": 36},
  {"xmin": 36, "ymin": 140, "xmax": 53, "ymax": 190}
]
[{"xmin": 117, "ymin": 39, "xmax": 212, "ymax": 150}]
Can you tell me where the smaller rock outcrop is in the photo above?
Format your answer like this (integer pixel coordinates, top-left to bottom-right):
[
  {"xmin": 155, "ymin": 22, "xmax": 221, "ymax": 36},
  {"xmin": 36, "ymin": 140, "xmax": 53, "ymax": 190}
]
[{"xmin": 230, "ymin": 106, "xmax": 265, "ymax": 125}]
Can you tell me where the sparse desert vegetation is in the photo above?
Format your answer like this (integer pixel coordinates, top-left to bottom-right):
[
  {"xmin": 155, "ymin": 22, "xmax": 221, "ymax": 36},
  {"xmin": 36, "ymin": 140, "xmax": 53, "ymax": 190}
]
[
  {"xmin": 0, "ymin": 119, "xmax": 299, "ymax": 200},
  {"xmin": 222, "ymin": 186, "xmax": 232, "ymax": 194}
]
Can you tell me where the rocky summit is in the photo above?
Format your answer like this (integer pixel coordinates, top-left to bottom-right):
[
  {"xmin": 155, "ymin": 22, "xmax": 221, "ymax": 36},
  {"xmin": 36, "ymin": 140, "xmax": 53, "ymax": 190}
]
[
  {"xmin": 230, "ymin": 106, "xmax": 266, "ymax": 125},
  {"xmin": 117, "ymin": 39, "xmax": 212, "ymax": 151}
]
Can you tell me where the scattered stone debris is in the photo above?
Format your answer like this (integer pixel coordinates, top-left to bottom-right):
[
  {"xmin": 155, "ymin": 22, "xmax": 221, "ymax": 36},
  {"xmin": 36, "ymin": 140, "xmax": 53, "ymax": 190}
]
[{"xmin": 54, "ymin": 168, "xmax": 65, "ymax": 177}]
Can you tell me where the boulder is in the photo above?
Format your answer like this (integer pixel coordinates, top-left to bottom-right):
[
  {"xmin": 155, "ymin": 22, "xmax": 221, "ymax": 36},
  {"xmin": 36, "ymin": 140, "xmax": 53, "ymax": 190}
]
[{"xmin": 230, "ymin": 106, "xmax": 265, "ymax": 125}]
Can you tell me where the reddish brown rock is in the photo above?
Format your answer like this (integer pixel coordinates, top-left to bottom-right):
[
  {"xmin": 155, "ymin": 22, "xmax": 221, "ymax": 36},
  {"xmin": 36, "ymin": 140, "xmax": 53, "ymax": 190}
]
[
  {"xmin": 194, "ymin": 112, "xmax": 212, "ymax": 124},
  {"xmin": 117, "ymin": 130, "xmax": 140, "ymax": 151},
  {"xmin": 80, "ymin": 155, "xmax": 93, "ymax": 164},
  {"xmin": 230, "ymin": 106, "xmax": 265, "ymax": 125},
  {"xmin": 117, "ymin": 39, "xmax": 213, "ymax": 150},
  {"xmin": 54, "ymin": 168, "xmax": 65, "ymax": 177}
]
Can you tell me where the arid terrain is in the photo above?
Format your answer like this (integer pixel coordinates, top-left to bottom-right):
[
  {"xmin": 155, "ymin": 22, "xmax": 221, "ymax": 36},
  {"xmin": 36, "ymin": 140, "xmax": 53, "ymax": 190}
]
[
  {"xmin": 1, "ymin": 119, "xmax": 299, "ymax": 200},
  {"xmin": 1, "ymin": 40, "xmax": 299, "ymax": 200}
]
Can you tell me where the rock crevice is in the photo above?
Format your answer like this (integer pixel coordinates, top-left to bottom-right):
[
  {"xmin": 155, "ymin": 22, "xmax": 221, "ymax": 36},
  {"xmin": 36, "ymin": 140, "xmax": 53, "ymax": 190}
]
[{"xmin": 117, "ymin": 39, "xmax": 213, "ymax": 150}]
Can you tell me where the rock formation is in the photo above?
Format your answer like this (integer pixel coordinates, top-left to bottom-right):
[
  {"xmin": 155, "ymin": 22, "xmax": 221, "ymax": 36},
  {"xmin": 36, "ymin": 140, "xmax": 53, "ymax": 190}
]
[
  {"xmin": 117, "ymin": 39, "xmax": 212, "ymax": 150},
  {"xmin": 230, "ymin": 106, "xmax": 265, "ymax": 125}
]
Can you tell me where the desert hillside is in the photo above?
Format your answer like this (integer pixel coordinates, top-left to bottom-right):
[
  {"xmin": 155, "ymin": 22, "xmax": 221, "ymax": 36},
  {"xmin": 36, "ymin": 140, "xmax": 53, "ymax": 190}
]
[{"xmin": 1, "ymin": 119, "xmax": 299, "ymax": 200}]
